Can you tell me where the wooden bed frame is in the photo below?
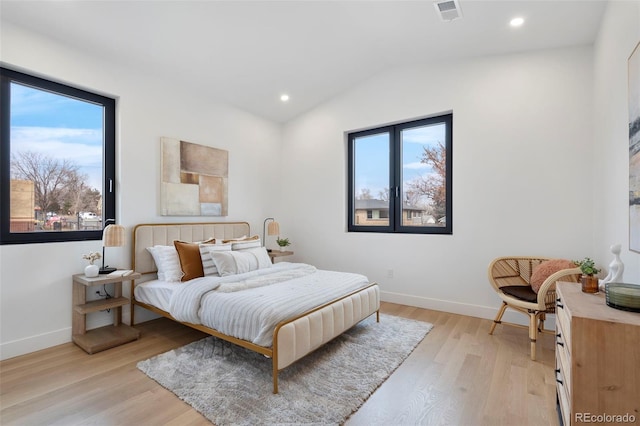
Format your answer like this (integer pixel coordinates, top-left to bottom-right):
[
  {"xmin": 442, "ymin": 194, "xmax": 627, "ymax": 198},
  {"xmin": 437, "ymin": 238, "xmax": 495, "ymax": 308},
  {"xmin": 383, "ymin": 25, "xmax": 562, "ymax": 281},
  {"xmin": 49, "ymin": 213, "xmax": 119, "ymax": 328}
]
[{"xmin": 130, "ymin": 222, "xmax": 380, "ymax": 393}]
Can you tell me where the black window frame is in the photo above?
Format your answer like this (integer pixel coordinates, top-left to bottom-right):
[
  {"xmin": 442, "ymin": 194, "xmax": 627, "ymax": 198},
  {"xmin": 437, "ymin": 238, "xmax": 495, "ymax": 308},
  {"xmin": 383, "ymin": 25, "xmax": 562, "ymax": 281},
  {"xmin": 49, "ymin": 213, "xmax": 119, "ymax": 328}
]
[
  {"xmin": 0, "ymin": 66, "xmax": 116, "ymax": 245},
  {"xmin": 347, "ymin": 113, "xmax": 452, "ymax": 235}
]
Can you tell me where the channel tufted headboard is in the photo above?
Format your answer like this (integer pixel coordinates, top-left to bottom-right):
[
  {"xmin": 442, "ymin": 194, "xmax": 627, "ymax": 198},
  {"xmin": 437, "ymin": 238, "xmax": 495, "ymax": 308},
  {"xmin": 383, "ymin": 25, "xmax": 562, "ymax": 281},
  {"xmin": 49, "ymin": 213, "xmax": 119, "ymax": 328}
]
[{"xmin": 132, "ymin": 222, "xmax": 250, "ymax": 280}]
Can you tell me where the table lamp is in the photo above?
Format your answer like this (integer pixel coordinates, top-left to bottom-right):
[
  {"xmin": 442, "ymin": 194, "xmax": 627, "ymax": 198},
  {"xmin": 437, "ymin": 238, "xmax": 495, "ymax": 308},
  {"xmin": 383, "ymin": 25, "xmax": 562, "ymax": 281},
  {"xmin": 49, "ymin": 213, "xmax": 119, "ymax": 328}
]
[
  {"xmin": 99, "ymin": 223, "xmax": 125, "ymax": 274},
  {"xmin": 263, "ymin": 218, "xmax": 280, "ymax": 249}
]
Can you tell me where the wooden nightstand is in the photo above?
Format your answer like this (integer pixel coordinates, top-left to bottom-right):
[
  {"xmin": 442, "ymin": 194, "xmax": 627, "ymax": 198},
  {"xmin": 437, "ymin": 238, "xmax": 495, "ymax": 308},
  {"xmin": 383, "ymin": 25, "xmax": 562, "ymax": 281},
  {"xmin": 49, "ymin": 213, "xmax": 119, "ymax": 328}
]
[
  {"xmin": 268, "ymin": 250, "xmax": 293, "ymax": 263},
  {"xmin": 72, "ymin": 271, "xmax": 141, "ymax": 354}
]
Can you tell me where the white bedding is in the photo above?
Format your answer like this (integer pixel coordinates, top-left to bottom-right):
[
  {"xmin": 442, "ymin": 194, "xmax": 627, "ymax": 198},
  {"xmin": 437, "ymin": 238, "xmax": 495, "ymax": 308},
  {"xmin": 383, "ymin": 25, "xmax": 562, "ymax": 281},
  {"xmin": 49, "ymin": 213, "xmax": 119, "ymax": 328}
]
[
  {"xmin": 135, "ymin": 262, "xmax": 370, "ymax": 347},
  {"xmin": 134, "ymin": 279, "xmax": 175, "ymax": 312}
]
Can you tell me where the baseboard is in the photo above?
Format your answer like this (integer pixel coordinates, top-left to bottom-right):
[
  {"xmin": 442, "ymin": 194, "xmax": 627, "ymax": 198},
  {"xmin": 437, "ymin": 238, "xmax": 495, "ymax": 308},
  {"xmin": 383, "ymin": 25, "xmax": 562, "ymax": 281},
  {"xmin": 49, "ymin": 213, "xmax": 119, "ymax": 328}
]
[
  {"xmin": 380, "ymin": 290, "xmax": 556, "ymax": 329},
  {"xmin": 0, "ymin": 327, "xmax": 71, "ymax": 361},
  {"xmin": 1, "ymin": 293, "xmax": 555, "ymax": 361}
]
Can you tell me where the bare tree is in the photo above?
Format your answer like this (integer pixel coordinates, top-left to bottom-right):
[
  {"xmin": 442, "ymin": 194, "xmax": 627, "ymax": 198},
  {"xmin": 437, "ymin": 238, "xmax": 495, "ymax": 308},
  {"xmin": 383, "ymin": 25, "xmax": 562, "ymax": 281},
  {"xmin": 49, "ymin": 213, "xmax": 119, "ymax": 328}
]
[
  {"xmin": 10, "ymin": 151, "xmax": 85, "ymax": 214},
  {"xmin": 378, "ymin": 187, "xmax": 390, "ymax": 202},
  {"xmin": 407, "ymin": 141, "xmax": 447, "ymax": 219},
  {"xmin": 403, "ymin": 190, "xmax": 422, "ymax": 208},
  {"xmin": 60, "ymin": 179, "xmax": 101, "ymax": 216},
  {"xmin": 357, "ymin": 188, "xmax": 373, "ymax": 200}
]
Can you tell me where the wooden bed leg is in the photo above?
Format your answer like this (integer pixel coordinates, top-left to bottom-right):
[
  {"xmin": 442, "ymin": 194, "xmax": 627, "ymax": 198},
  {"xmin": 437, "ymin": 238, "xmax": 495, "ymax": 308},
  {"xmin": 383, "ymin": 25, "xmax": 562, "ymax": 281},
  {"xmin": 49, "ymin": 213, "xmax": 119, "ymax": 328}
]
[
  {"xmin": 376, "ymin": 310, "xmax": 380, "ymax": 322},
  {"xmin": 273, "ymin": 365, "xmax": 279, "ymax": 394},
  {"xmin": 129, "ymin": 279, "xmax": 136, "ymax": 326}
]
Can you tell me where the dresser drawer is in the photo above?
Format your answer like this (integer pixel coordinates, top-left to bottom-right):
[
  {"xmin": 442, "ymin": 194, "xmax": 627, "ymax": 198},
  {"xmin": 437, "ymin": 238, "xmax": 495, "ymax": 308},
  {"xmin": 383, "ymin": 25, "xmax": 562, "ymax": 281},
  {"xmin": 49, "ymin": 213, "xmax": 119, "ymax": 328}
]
[
  {"xmin": 555, "ymin": 333, "xmax": 571, "ymax": 398},
  {"xmin": 556, "ymin": 365, "xmax": 571, "ymax": 426},
  {"xmin": 555, "ymin": 294, "xmax": 571, "ymax": 349}
]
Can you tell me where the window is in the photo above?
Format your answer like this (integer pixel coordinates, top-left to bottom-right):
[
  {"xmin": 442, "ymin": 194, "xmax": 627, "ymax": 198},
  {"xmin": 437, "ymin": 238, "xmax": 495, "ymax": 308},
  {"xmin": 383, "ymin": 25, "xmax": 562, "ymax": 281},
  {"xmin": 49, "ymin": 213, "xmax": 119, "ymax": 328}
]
[
  {"xmin": 0, "ymin": 67, "xmax": 116, "ymax": 244},
  {"xmin": 347, "ymin": 113, "xmax": 452, "ymax": 234}
]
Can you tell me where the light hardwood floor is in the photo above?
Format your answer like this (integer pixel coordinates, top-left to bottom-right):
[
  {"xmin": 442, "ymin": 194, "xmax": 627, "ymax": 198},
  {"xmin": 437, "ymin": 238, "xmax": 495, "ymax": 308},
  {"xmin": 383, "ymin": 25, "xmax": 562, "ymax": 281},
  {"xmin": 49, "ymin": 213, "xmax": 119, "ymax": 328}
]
[{"xmin": 0, "ymin": 302, "xmax": 560, "ymax": 425}]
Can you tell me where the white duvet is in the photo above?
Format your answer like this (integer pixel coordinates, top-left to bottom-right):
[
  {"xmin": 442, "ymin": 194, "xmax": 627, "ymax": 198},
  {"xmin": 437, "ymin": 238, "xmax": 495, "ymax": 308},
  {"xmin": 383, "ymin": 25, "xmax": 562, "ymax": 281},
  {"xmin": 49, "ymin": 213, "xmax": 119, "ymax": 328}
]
[{"xmin": 164, "ymin": 262, "xmax": 370, "ymax": 347}]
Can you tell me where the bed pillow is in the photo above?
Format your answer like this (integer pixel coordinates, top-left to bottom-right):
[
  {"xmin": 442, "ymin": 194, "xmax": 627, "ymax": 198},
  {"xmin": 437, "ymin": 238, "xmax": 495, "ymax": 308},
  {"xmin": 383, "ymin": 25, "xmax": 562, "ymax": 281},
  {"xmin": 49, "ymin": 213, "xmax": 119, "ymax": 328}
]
[
  {"xmin": 229, "ymin": 235, "xmax": 262, "ymax": 251},
  {"xmin": 210, "ymin": 247, "xmax": 272, "ymax": 276},
  {"xmin": 220, "ymin": 235, "xmax": 247, "ymax": 243},
  {"xmin": 530, "ymin": 259, "xmax": 576, "ymax": 293},
  {"xmin": 174, "ymin": 241, "xmax": 206, "ymax": 282},
  {"xmin": 201, "ymin": 242, "xmax": 232, "ymax": 276},
  {"xmin": 146, "ymin": 245, "xmax": 183, "ymax": 282}
]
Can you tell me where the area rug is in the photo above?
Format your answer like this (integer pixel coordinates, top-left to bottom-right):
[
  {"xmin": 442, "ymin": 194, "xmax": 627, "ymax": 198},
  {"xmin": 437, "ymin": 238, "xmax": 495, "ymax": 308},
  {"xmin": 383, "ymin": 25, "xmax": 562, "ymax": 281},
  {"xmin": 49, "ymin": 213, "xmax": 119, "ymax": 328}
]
[{"xmin": 137, "ymin": 314, "xmax": 432, "ymax": 425}]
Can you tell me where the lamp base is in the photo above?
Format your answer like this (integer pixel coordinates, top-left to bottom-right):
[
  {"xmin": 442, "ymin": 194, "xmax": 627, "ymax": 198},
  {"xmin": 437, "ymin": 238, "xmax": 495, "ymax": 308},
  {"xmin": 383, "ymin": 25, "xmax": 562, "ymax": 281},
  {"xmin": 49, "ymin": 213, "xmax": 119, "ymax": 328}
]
[{"xmin": 99, "ymin": 266, "xmax": 117, "ymax": 274}]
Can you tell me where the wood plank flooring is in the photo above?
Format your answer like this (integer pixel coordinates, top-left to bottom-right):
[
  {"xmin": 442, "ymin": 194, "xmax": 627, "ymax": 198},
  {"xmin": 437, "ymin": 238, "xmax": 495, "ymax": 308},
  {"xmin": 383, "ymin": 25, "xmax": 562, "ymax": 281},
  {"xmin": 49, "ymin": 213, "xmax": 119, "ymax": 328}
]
[{"xmin": 0, "ymin": 302, "xmax": 560, "ymax": 425}]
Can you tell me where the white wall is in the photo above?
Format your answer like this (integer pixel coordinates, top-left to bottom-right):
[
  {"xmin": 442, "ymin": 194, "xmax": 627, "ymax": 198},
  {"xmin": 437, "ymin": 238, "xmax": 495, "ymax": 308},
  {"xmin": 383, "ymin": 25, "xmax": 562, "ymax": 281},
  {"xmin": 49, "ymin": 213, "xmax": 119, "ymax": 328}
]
[
  {"xmin": 593, "ymin": 0, "xmax": 640, "ymax": 285},
  {"xmin": 0, "ymin": 22, "xmax": 282, "ymax": 360},
  {"xmin": 3, "ymin": 2, "xmax": 639, "ymax": 361},
  {"xmin": 281, "ymin": 46, "xmax": 596, "ymax": 320}
]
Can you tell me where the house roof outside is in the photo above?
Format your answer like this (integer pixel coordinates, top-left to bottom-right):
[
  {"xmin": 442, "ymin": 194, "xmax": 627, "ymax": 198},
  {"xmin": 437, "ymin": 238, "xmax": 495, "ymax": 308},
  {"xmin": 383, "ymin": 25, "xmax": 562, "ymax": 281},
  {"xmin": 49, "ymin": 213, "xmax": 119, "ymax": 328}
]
[{"xmin": 354, "ymin": 199, "xmax": 425, "ymax": 212}]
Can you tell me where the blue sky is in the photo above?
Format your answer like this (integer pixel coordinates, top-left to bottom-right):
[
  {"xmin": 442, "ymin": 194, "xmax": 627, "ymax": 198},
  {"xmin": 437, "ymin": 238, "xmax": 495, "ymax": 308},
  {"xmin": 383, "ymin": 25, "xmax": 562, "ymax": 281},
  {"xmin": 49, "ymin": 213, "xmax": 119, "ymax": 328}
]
[
  {"xmin": 354, "ymin": 123, "xmax": 445, "ymax": 200},
  {"xmin": 10, "ymin": 82, "xmax": 104, "ymax": 191}
]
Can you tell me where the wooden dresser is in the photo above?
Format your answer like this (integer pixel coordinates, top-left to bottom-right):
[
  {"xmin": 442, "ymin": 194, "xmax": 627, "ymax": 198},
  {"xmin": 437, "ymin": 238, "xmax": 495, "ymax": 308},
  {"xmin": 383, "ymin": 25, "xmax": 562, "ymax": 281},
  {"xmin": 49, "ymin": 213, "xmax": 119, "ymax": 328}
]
[{"xmin": 555, "ymin": 282, "xmax": 640, "ymax": 425}]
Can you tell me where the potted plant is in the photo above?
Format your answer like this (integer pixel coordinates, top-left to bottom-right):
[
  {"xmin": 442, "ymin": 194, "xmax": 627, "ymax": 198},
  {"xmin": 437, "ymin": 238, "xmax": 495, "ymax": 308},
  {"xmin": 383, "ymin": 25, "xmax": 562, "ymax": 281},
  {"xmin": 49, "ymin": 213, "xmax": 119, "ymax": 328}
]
[
  {"xmin": 276, "ymin": 237, "xmax": 291, "ymax": 252},
  {"xmin": 574, "ymin": 257, "xmax": 601, "ymax": 294}
]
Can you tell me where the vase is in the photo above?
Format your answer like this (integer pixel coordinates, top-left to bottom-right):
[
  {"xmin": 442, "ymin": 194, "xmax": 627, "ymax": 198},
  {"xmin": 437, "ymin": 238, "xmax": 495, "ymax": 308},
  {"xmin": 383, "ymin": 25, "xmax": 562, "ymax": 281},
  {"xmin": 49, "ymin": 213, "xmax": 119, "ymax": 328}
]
[
  {"xmin": 581, "ymin": 275, "xmax": 599, "ymax": 294},
  {"xmin": 85, "ymin": 264, "xmax": 99, "ymax": 278},
  {"xmin": 279, "ymin": 246, "xmax": 285, "ymax": 252}
]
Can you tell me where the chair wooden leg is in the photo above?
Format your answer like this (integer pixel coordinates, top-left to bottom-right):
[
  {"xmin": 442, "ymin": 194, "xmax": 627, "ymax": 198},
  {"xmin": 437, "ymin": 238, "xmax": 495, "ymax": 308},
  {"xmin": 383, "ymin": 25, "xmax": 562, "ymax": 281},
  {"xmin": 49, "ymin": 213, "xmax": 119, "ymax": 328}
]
[
  {"xmin": 529, "ymin": 313, "xmax": 538, "ymax": 361},
  {"xmin": 489, "ymin": 302, "xmax": 508, "ymax": 335},
  {"xmin": 538, "ymin": 312, "xmax": 546, "ymax": 332}
]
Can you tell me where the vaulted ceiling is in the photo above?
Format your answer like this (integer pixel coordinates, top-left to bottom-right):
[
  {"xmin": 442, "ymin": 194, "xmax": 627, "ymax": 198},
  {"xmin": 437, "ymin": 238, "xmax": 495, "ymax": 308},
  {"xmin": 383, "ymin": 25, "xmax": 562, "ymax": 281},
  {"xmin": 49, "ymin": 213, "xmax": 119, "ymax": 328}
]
[{"xmin": 1, "ymin": 1, "xmax": 607, "ymax": 123}]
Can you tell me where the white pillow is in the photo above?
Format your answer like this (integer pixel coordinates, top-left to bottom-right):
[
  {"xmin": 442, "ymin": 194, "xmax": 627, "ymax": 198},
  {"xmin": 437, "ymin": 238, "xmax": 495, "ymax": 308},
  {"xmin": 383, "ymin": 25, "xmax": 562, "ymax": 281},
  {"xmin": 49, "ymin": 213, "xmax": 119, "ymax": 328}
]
[
  {"xmin": 231, "ymin": 238, "xmax": 262, "ymax": 251},
  {"xmin": 146, "ymin": 245, "xmax": 183, "ymax": 282},
  {"xmin": 210, "ymin": 247, "xmax": 272, "ymax": 276},
  {"xmin": 200, "ymin": 243, "xmax": 232, "ymax": 276}
]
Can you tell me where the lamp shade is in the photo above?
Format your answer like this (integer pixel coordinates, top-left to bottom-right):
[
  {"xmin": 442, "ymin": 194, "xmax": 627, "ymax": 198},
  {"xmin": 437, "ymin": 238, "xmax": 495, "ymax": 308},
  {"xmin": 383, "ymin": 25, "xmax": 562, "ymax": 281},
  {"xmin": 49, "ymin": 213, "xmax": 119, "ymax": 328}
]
[
  {"xmin": 267, "ymin": 221, "xmax": 280, "ymax": 236},
  {"xmin": 263, "ymin": 218, "xmax": 280, "ymax": 247},
  {"xmin": 102, "ymin": 224, "xmax": 125, "ymax": 247}
]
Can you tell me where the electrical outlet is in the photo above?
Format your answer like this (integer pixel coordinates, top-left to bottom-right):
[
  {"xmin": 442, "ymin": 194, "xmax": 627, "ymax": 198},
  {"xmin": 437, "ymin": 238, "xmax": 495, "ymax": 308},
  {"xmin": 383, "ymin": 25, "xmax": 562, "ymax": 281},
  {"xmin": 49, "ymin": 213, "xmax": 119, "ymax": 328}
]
[{"xmin": 387, "ymin": 269, "xmax": 394, "ymax": 278}]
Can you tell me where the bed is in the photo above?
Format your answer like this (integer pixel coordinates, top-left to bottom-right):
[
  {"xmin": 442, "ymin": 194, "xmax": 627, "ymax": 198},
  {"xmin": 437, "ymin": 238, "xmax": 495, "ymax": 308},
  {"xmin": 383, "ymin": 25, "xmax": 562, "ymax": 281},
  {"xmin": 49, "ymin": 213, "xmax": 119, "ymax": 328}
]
[{"xmin": 130, "ymin": 222, "xmax": 380, "ymax": 393}]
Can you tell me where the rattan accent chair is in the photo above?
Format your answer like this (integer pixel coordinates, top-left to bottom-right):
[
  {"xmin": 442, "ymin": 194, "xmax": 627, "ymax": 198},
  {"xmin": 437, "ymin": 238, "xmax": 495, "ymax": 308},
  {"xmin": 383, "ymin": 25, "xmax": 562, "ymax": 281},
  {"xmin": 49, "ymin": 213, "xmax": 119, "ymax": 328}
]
[{"xmin": 488, "ymin": 256, "xmax": 582, "ymax": 360}]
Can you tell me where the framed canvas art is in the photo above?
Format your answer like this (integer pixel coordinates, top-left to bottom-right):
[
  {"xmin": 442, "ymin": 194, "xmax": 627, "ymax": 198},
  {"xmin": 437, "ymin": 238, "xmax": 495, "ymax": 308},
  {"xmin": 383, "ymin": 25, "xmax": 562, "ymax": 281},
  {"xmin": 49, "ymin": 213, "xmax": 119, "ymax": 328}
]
[
  {"xmin": 161, "ymin": 137, "xmax": 228, "ymax": 216},
  {"xmin": 630, "ymin": 42, "xmax": 640, "ymax": 253}
]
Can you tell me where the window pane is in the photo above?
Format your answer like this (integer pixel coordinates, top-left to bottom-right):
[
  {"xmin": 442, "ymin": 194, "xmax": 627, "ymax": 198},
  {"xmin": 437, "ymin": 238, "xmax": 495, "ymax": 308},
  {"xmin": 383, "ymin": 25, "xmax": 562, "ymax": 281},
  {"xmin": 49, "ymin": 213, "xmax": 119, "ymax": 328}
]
[
  {"xmin": 353, "ymin": 132, "xmax": 390, "ymax": 226},
  {"xmin": 347, "ymin": 112, "xmax": 451, "ymax": 235},
  {"xmin": 401, "ymin": 122, "xmax": 447, "ymax": 227},
  {"xmin": 9, "ymin": 82, "xmax": 105, "ymax": 233}
]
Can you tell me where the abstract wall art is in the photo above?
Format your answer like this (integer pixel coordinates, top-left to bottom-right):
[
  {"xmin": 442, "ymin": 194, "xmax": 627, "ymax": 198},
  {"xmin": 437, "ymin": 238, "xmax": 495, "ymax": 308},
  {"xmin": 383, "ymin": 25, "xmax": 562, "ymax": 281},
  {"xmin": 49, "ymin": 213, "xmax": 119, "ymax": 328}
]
[
  {"xmin": 160, "ymin": 137, "xmax": 228, "ymax": 216},
  {"xmin": 629, "ymin": 42, "xmax": 640, "ymax": 253}
]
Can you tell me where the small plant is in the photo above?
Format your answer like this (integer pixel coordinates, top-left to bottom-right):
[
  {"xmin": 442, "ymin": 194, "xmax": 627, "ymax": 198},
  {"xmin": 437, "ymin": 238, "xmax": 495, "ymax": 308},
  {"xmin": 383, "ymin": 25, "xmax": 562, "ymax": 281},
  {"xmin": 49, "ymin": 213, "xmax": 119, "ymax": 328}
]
[
  {"xmin": 574, "ymin": 257, "xmax": 600, "ymax": 276},
  {"xmin": 82, "ymin": 251, "xmax": 101, "ymax": 265},
  {"xmin": 276, "ymin": 237, "xmax": 291, "ymax": 247}
]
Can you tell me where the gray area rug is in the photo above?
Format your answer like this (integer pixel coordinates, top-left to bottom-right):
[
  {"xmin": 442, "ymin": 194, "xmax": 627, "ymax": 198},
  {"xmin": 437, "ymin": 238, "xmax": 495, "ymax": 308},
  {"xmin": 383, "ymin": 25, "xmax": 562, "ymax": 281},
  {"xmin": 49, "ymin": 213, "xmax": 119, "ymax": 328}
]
[{"xmin": 137, "ymin": 314, "xmax": 433, "ymax": 425}]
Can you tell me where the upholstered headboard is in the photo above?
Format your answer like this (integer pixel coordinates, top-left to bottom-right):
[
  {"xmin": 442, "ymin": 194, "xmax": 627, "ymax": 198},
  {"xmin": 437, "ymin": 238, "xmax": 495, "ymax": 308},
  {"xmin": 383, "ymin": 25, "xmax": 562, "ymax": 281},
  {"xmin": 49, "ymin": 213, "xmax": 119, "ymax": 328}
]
[{"xmin": 132, "ymin": 222, "xmax": 250, "ymax": 278}]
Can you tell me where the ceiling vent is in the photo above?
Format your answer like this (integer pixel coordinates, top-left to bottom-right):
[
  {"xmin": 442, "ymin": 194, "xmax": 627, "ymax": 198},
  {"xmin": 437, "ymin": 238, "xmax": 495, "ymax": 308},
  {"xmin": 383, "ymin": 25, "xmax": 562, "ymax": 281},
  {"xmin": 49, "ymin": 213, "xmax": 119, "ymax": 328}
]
[{"xmin": 433, "ymin": 0, "xmax": 462, "ymax": 22}]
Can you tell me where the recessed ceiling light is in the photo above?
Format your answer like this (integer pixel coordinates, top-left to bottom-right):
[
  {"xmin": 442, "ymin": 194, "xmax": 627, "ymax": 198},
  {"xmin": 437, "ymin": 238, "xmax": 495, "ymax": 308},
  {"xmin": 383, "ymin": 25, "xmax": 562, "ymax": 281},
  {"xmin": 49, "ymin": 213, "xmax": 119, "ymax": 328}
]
[
  {"xmin": 510, "ymin": 17, "xmax": 524, "ymax": 27},
  {"xmin": 280, "ymin": 94, "xmax": 290, "ymax": 102}
]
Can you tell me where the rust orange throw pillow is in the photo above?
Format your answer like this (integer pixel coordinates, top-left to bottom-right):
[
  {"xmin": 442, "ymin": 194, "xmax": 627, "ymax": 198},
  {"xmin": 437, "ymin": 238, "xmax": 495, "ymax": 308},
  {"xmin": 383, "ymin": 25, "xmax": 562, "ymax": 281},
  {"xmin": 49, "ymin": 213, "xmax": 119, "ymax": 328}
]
[
  {"xmin": 174, "ymin": 240, "xmax": 204, "ymax": 282},
  {"xmin": 530, "ymin": 259, "xmax": 575, "ymax": 293}
]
